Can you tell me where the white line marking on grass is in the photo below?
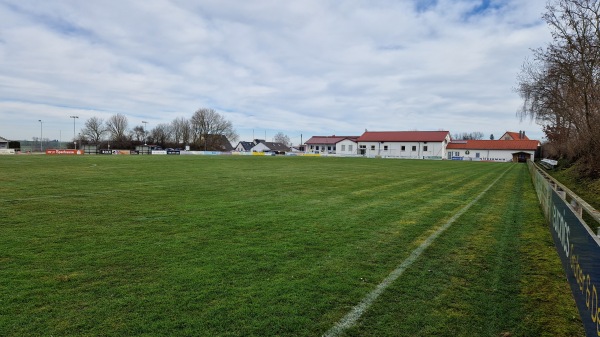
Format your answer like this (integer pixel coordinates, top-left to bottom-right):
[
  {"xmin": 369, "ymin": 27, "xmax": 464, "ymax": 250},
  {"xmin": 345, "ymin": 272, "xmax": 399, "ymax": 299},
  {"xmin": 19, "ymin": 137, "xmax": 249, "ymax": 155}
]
[{"xmin": 323, "ymin": 165, "xmax": 513, "ymax": 337}]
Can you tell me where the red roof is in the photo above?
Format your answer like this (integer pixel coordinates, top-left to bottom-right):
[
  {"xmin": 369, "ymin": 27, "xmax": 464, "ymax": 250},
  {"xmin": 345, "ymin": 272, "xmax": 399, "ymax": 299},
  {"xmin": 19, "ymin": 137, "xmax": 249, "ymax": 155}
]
[
  {"xmin": 305, "ymin": 136, "xmax": 359, "ymax": 145},
  {"xmin": 500, "ymin": 131, "xmax": 530, "ymax": 140},
  {"xmin": 357, "ymin": 131, "xmax": 450, "ymax": 142},
  {"xmin": 447, "ymin": 140, "xmax": 540, "ymax": 150}
]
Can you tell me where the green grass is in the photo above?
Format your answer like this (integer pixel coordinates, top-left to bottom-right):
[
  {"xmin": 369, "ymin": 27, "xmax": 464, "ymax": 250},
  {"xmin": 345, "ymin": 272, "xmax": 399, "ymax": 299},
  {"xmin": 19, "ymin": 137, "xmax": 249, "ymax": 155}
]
[
  {"xmin": 547, "ymin": 164, "xmax": 600, "ymax": 211},
  {"xmin": 0, "ymin": 156, "xmax": 583, "ymax": 336}
]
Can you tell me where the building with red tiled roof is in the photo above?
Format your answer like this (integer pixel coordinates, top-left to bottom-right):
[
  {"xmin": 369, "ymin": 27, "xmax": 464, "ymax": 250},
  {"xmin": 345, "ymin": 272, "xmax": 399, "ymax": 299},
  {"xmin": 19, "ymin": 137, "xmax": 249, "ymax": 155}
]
[
  {"xmin": 356, "ymin": 131, "xmax": 451, "ymax": 158},
  {"xmin": 499, "ymin": 131, "xmax": 530, "ymax": 140},
  {"xmin": 304, "ymin": 135, "xmax": 360, "ymax": 155},
  {"xmin": 446, "ymin": 139, "xmax": 540, "ymax": 162}
]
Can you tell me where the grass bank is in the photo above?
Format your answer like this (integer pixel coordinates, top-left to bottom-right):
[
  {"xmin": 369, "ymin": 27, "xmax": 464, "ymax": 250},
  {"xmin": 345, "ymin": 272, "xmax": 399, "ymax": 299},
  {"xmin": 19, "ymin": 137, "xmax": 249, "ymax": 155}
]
[{"xmin": 547, "ymin": 164, "xmax": 600, "ymax": 211}]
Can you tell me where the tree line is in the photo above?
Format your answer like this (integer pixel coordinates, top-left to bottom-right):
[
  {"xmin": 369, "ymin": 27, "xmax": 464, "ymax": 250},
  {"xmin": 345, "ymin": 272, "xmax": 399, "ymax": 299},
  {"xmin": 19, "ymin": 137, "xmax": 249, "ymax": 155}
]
[
  {"xmin": 517, "ymin": 0, "xmax": 600, "ymax": 178},
  {"xmin": 78, "ymin": 108, "xmax": 238, "ymax": 151},
  {"xmin": 452, "ymin": 132, "xmax": 488, "ymax": 140}
]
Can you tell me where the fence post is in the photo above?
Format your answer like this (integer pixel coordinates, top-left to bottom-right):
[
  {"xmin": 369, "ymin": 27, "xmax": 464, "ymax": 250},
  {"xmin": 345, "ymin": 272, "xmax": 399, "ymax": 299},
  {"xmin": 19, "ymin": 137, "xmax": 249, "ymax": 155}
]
[{"xmin": 570, "ymin": 199, "xmax": 583, "ymax": 217}]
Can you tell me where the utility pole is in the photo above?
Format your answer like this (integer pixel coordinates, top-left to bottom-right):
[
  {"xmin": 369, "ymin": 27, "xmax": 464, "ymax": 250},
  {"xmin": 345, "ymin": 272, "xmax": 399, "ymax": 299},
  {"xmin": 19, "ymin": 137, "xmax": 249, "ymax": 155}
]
[{"xmin": 38, "ymin": 120, "xmax": 43, "ymax": 152}]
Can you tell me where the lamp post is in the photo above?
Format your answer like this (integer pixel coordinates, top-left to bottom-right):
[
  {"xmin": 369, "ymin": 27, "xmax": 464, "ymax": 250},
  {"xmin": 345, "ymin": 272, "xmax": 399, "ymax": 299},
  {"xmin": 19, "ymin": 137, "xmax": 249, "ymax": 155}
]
[
  {"xmin": 38, "ymin": 120, "xmax": 43, "ymax": 152},
  {"xmin": 70, "ymin": 116, "xmax": 78, "ymax": 149},
  {"xmin": 142, "ymin": 121, "xmax": 148, "ymax": 145}
]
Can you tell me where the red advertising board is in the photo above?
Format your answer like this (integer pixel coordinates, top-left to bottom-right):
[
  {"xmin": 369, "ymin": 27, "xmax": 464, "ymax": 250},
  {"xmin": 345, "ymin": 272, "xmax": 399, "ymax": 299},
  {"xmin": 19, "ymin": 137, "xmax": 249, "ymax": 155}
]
[{"xmin": 45, "ymin": 149, "xmax": 85, "ymax": 155}]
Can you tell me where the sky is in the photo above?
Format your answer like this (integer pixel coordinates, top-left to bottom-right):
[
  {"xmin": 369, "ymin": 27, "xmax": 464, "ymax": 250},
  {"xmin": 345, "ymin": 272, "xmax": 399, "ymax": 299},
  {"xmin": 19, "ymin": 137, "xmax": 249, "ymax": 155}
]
[{"xmin": 0, "ymin": 0, "xmax": 551, "ymax": 146}]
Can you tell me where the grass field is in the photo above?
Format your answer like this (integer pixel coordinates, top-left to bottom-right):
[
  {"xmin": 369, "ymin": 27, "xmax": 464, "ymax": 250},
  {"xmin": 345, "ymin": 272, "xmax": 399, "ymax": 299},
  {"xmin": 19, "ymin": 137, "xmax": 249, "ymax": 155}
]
[{"xmin": 0, "ymin": 156, "xmax": 583, "ymax": 336}]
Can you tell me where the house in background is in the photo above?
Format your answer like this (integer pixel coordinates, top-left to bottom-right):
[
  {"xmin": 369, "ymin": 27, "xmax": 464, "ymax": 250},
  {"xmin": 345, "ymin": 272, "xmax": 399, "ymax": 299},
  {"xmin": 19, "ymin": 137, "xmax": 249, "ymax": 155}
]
[
  {"xmin": 446, "ymin": 139, "xmax": 540, "ymax": 162},
  {"xmin": 499, "ymin": 131, "xmax": 530, "ymax": 140},
  {"xmin": 0, "ymin": 136, "xmax": 9, "ymax": 149},
  {"xmin": 234, "ymin": 141, "xmax": 255, "ymax": 152},
  {"xmin": 304, "ymin": 135, "xmax": 359, "ymax": 155},
  {"xmin": 356, "ymin": 131, "xmax": 451, "ymax": 159},
  {"xmin": 250, "ymin": 141, "xmax": 290, "ymax": 154},
  {"xmin": 205, "ymin": 134, "xmax": 234, "ymax": 152}
]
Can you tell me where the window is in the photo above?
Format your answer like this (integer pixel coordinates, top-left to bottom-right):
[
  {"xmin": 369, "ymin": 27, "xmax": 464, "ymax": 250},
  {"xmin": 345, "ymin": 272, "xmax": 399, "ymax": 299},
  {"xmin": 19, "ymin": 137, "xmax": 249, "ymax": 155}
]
[
  {"xmin": 401, "ymin": 146, "xmax": 406, "ymax": 151},
  {"xmin": 423, "ymin": 146, "xmax": 428, "ymax": 151},
  {"xmin": 412, "ymin": 146, "xmax": 417, "ymax": 151},
  {"xmin": 371, "ymin": 145, "xmax": 375, "ymax": 150},
  {"xmin": 316, "ymin": 146, "xmax": 319, "ymax": 150},
  {"xmin": 384, "ymin": 145, "xmax": 388, "ymax": 151},
  {"xmin": 310, "ymin": 145, "xmax": 313, "ymax": 149},
  {"xmin": 348, "ymin": 145, "xmax": 353, "ymax": 151},
  {"xmin": 328, "ymin": 146, "xmax": 331, "ymax": 151},
  {"xmin": 454, "ymin": 151, "xmax": 459, "ymax": 156},
  {"xmin": 341, "ymin": 145, "xmax": 346, "ymax": 151},
  {"xmin": 476, "ymin": 152, "xmax": 480, "ymax": 158},
  {"xmin": 360, "ymin": 145, "xmax": 366, "ymax": 149}
]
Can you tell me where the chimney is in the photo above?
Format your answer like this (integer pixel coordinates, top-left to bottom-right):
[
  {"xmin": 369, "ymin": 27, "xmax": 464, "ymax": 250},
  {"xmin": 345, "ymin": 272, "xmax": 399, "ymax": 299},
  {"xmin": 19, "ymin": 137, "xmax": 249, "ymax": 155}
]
[{"xmin": 522, "ymin": 131, "xmax": 525, "ymax": 139}]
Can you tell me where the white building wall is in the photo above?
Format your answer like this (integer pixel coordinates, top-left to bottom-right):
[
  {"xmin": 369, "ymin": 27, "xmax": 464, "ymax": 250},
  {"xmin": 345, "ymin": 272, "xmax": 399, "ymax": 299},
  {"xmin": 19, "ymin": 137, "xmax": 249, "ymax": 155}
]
[
  {"xmin": 250, "ymin": 143, "xmax": 270, "ymax": 152},
  {"xmin": 234, "ymin": 143, "xmax": 248, "ymax": 152},
  {"xmin": 358, "ymin": 141, "xmax": 447, "ymax": 159},
  {"xmin": 447, "ymin": 149, "xmax": 536, "ymax": 162},
  {"xmin": 336, "ymin": 139, "xmax": 358, "ymax": 155},
  {"xmin": 305, "ymin": 143, "xmax": 336, "ymax": 154}
]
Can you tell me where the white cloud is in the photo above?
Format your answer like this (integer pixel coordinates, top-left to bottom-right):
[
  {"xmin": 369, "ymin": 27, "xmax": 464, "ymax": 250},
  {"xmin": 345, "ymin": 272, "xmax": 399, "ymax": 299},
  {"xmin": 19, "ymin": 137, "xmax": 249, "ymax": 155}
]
[{"xmin": 0, "ymin": 0, "xmax": 550, "ymax": 143}]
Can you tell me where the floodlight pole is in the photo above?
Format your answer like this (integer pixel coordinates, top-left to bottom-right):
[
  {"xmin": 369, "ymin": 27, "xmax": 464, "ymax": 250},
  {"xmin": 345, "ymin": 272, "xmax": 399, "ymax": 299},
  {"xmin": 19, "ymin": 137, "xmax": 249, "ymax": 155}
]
[
  {"xmin": 70, "ymin": 116, "xmax": 79, "ymax": 149},
  {"xmin": 38, "ymin": 120, "xmax": 43, "ymax": 152},
  {"xmin": 142, "ymin": 121, "xmax": 148, "ymax": 145}
]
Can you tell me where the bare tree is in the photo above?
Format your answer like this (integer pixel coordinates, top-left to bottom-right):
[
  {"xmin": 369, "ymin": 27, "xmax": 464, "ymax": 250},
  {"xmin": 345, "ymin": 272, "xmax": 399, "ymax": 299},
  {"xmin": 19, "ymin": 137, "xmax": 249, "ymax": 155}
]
[
  {"xmin": 273, "ymin": 132, "xmax": 291, "ymax": 146},
  {"xmin": 81, "ymin": 117, "xmax": 106, "ymax": 144},
  {"xmin": 517, "ymin": 0, "xmax": 600, "ymax": 177},
  {"xmin": 105, "ymin": 113, "xmax": 129, "ymax": 143},
  {"xmin": 132, "ymin": 125, "xmax": 145, "ymax": 143},
  {"xmin": 452, "ymin": 132, "xmax": 484, "ymax": 140},
  {"xmin": 149, "ymin": 123, "xmax": 172, "ymax": 147},
  {"xmin": 181, "ymin": 119, "xmax": 192, "ymax": 148},
  {"xmin": 171, "ymin": 117, "xmax": 188, "ymax": 147},
  {"xmin": 190, "ymin": 108, "xmax": 238, "ymax": 150}
]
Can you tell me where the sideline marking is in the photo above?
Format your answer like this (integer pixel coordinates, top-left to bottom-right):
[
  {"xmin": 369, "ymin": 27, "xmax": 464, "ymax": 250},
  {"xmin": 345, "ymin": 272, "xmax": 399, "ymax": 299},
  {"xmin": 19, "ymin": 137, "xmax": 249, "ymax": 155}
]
[{"xmin": 323, "ymin": 165, "xmax": 514, "ymax": 337}]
